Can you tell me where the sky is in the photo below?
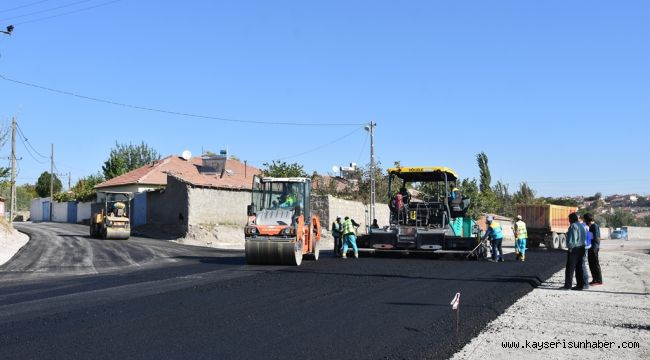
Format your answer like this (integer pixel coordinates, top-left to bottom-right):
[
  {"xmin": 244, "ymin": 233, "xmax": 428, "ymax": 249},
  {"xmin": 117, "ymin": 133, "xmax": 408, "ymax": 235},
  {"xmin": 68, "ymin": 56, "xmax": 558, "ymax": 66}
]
[{"xmin": 0, "ymin": 0, "xmax": 648, "ymax": 197}]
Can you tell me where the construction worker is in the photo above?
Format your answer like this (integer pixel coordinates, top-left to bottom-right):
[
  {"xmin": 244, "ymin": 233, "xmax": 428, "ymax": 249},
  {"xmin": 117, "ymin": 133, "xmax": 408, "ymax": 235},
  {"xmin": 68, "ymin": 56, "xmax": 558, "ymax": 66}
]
[
  {"xmin": 341, "ymin": 216, "xmax": 359, "ymax": 259},
  {"xmin": 331, "ymin": 216, "xmax": 343, "ymax": 256},
  {"xmin": 482, "ymin": 216, "xmax": 504, "ymax": 262},
  {"xmin": 514, "ymin": 215, "xmax": 528, "ymax": 261}
]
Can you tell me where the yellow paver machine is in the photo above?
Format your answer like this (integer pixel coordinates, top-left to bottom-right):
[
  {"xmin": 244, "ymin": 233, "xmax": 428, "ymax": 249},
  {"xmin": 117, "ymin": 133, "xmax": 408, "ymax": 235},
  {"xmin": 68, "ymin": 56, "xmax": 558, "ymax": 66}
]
[{"xmin": 357, "ymin": 166, "xmax": 485, "ymax": 258}]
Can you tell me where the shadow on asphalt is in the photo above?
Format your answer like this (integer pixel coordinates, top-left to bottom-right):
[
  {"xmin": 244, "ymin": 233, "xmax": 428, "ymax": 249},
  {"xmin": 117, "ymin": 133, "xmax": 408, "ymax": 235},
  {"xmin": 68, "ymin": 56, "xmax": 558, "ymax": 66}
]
[{"xmin": 170, "ymin": 255, "xmax": 247, "ymax": 266}]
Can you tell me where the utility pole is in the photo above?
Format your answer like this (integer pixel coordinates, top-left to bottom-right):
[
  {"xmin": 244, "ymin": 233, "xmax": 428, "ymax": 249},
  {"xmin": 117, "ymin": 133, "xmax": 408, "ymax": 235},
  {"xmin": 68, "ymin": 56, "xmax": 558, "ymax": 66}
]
[
  {"xmin": 50, "ymin": 143, "xmax": 54, "ymax": 221},
  {"xmin": 68, "ymin": 172, "xmax": 71, "ymax": 191},
  {"xmin": 9, "ymin": 117, "xmax": 16, "ymax": 221},
  {"xmin": 365, "ymin": 122, "xmax": 377, "ymax": 228}
]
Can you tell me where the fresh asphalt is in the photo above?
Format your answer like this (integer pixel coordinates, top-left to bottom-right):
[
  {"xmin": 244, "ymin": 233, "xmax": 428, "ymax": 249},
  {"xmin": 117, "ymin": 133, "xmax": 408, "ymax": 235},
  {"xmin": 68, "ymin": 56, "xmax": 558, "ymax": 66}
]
[{"xmin": 0, "ymin": 223, "xmax": 566, "ymax": 360}]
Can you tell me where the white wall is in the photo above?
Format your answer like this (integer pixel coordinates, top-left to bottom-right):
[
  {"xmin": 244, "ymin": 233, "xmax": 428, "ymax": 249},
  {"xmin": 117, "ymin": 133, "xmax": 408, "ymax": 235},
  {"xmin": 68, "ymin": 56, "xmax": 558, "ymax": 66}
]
[
  {"xmin": 30, "ymin": 198, "xmax": 47, "ymax": 222},
  {"xmin": 77, "ymin": 202, "xmax": 92, "ymax": 223},
  {"xmin": 52, "ymin": 202, "xmax": 68, "ymax": 223}
]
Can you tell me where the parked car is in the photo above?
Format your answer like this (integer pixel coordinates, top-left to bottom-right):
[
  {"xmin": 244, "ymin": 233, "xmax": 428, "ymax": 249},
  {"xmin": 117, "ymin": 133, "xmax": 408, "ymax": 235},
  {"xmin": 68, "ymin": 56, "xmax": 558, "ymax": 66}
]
[{"xmin": 610, "ymin": 229, "xmax": 628, "ymax": 240}]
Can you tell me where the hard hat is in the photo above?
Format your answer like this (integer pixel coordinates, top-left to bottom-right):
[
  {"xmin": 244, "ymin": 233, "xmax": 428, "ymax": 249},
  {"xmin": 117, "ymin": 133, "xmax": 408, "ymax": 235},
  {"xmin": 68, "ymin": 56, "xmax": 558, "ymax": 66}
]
[
  {"xmin": 452, "ymin": 187, "xmax": 459, "ymax": 192},
  {"xmin": 486, "ymin": 216, "xmax": 494, "ymax": 223},
  {"xmin": 516, "ymin": 215, "xmax": 522, "ymax": 220},
  {"xmin": 336, "ymin": 215, "xmax": 341, "ymax": 219}
]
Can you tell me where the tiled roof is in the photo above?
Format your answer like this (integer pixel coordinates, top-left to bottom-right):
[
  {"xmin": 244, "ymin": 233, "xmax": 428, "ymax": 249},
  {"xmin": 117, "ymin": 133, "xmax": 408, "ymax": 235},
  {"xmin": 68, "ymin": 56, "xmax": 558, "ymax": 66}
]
[{"xmin": 95, "ymin": 155, "xmax": 260, "ymax": 190}]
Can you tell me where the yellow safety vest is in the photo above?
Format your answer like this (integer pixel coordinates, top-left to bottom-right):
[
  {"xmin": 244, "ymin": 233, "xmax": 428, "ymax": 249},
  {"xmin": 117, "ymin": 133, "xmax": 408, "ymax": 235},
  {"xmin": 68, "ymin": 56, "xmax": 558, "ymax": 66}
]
[
  {"xmin": 342, "ymin": 219, "xmax": 355, "ymax": 235},
  {"xmin": 515, "ymin": 220, "xmax": 528, "ymax": 239}
]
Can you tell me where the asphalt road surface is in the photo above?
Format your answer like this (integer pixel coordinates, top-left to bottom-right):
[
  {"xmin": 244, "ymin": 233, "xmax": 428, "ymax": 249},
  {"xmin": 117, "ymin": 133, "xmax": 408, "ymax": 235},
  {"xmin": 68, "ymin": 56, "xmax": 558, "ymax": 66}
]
[{"xmin": 0, "ymin": 223, "xmax": 566, "ymax": 360}]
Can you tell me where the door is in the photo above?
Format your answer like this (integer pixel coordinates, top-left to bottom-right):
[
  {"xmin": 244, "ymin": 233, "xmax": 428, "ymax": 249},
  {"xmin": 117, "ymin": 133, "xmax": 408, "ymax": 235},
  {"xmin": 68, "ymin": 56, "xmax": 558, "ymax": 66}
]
[
  {"xmin": 67, "ymin": 202, "xmax": 78, "ymax": 223},
  {"xmin": 133, "ymin": 192, "xmax": 147, "ymax": 227},
  {"xmin": 42, "ymin": 201, "xmax": 51, "ymax": 221}
]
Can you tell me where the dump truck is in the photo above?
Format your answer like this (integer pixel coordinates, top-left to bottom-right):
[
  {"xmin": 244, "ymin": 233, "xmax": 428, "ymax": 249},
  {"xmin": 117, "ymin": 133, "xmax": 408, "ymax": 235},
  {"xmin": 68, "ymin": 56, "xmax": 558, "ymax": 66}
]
[
  {"xmin": 244, "ymin": 176, "xmax": 321, "ymax": 266},
  {"xmin": 89, "ymin": 191, "xmax": 132, "ymax": 240},
  {"xmin": 516, "ymin": 204, "xmax": 577, "ymax": 249},
  {"xmin": 356, "ymin": 166, "xmax": 483, "ymax": 257}
]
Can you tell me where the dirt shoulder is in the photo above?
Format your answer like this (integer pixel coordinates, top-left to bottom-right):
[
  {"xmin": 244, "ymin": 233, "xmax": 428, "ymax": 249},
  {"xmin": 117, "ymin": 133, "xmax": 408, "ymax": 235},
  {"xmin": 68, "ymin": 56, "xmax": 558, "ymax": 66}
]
[
  {"xmin": 452, "ymin": 238, "xmax": 650, "ymax": 360},
  {"xmin": 0, "ymin": 219, "xmax": 30, "ymax": 266}
]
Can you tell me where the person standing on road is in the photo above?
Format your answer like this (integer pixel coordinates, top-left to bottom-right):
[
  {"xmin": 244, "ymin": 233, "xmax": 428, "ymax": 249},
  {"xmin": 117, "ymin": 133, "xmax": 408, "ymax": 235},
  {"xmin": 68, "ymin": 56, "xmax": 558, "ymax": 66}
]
[
  {"xmin": 341, "ymin": 216, "xmax": 359, "ymax": 259},
  {"xmin": 331, "ymin": 216, "xmax": 343, "ymax": 256},
  {"xmin": 482, "ymin": 216, "xmax": 504, "ymax": 262},
  {"xmin": 514, "ymin": 215, "xmax": 528, "ymax": 262},
  {"xmin": 584, "ymin": 213, "xmax": 603, "ymax": 286},
  {"xmin": 579, "ymin": 215, "xmax": 591, "ymax": 290},
  {"xmin": 562, "ymin": 212, "xmax": 587, "ymax": 290}
]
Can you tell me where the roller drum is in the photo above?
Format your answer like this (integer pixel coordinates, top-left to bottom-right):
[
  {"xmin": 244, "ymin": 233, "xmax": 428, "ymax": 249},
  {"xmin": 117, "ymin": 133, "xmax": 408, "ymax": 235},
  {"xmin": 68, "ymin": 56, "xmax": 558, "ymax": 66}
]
[
  {"xmin": 245, "ymin": 239, "xmax": 302, "ymax": 266},
  {"xmin": 104, "ymin": 227, "xmax": 131, "ymax": 240}
]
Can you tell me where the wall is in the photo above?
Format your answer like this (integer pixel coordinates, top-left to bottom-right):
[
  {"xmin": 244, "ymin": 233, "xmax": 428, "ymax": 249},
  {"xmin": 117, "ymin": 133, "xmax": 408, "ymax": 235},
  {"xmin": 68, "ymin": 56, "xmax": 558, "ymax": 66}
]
[
  {"xmin": 96, "ymin": 184, "xmax": 163, "ymax": 199},
  {"xmin": 187, "ymin": 187, "xmax": 251, "ymax": 226},
  {"xmin": 52, "ymin": 202, "xmax": 68, "ymax": 223},
  {"xmin": 146, "ymin": 176, "xmax": 189, "ymax": 233},
  {"xmin": 620, "ymin": 226, "xmax": 650, "ymax": 240},
  {"xmin": 77, "ymin": 202, "xmax": 92, "ymax": 223},
  {"xmin": 30, "ymin": 198, "xmax": 47, "ymax": 222},
  {"xmin": 311, "ymin": 195, "xmax": 390, "ymax": 233}
]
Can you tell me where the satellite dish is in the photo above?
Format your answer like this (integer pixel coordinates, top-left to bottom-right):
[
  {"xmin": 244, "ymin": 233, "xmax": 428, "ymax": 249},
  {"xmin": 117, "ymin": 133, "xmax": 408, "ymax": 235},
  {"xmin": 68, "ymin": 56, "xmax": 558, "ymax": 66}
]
[
  {"xmin": 181, "ymin": 150, "xmax": 192, "ymax": 161},
  {"xmin": 332, "ymin": 166, "xmax": 339, "ymax": 173}
]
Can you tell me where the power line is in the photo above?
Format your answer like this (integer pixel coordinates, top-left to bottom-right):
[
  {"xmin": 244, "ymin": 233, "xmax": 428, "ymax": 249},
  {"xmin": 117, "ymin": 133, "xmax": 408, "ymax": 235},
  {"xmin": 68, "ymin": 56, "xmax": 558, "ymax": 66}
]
[
  {"xmin": 17, "ymin": 128, "xmax": 47, "ymax": 163},
  {"xmin": 16, "ymin": 121, "xmax": 49, "ymax": 159},
  {"xmin": 0, "ymin": 0, "xmax": 94, "ymax": 21},
  {"xmin": 274, "ymin": 126, "xmax": 365, "ymax": 161},
  {"xmin": 14, "ymin": 0, "xmax": 122, "ymax": 26},
  {"xmin": 0, "ymin": 74, "xmax": 365, "ymax": 127},
  {"xmin": 0, "ymin": 0, "xmax": 52, "ymax": 14}
]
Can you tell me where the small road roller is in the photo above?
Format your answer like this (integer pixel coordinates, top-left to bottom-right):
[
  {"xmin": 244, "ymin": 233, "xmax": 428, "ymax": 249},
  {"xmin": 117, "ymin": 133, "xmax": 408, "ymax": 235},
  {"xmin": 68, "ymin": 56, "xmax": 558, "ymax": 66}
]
[
  {"xmin": 89, "ymin": 191, "xmax": 132, "ymax": 240},
  {"xmin": 244, "ymin": 176, "xmax": 321, "ymax": 266}
]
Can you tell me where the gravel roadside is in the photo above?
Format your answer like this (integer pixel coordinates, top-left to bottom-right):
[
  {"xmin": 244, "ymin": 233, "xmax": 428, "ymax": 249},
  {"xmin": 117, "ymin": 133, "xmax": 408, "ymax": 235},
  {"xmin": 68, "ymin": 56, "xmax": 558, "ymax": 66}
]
[
  {"xmin": 0, "ymin": 220, "xmax": 29, "ymax": 266},
  {"xmin": 452, "ymin": 239, "xmax": 650, "ymax": 360}
]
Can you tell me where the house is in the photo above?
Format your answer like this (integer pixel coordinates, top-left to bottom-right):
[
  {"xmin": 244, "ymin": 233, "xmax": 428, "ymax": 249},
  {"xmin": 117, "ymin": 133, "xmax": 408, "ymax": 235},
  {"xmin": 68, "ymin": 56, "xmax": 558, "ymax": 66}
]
[{"xmin": 94, "ymin": 155, "xmax": 260, "ymax": 230}]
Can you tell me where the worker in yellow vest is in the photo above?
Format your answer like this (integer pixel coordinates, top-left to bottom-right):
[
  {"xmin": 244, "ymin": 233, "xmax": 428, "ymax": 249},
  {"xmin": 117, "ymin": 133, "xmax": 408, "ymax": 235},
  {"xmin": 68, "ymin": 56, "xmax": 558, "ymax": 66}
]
[
  {"xmin": 514, "ymin": 215, "xmax": 528, "ymax": 262},
  {"xmin": 341, "ymin": 216, "xmax": 359, "ymax": 259}
]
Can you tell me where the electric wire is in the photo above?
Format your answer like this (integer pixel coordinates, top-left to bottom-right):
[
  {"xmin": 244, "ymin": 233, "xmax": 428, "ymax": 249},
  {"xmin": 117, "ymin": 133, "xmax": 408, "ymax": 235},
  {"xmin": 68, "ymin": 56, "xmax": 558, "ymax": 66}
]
[
  {"xmin": 0, "ymin": 74, "xmax": 365, "ymax": 126},
  {"xmin": 273, "ymin": 126, "xmax": 365, "ymax": 161},
  {"xmin": 16, "ymin": 121, "xmax": 49, "ymax": 159},
  {"xmin": 0, "ymin": 0, "xmax": 94, "ymax": 21},
  {"xmin": 17, "ymin": 128, "xmax": 47, "ymax": 163},
  {"xmin": 14, "ymin": 0, "xmax": 121, "ymax": 25},
  {"xmin": 0, "ymin": 0, "xmax": 52, "ymax": 14}
]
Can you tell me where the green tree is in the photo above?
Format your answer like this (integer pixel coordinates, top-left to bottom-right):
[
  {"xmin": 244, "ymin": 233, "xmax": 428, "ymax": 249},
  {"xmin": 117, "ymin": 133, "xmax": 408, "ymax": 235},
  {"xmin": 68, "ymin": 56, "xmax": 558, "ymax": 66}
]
[
  {"xmin": 261, "ymin": 160, "xmax": 308, "ymax": 178},
  {"xmin": 54, "ymin": 173, "xmax": 105, "ymax": 202},
  {"xmin": 493, "ymin": 180, "xmax": 514, "ymax": 217},
  {"xmin": 512, "ymin": 182, "xmax": 537, "ymax": 205},
  {"xmin": 476, "ymin": 152, "xmax": 491, "ymax": 193},
  {"xmin": 605, "ymin": 208, "xmax": 637, "ymax": 228},
  {"xmin": 102, "ymin": 141, "xmax": 161, "ymax": 180},
  {"xmin": 35, "ymin": 172, "xmax": 62, "ymax": 198}
]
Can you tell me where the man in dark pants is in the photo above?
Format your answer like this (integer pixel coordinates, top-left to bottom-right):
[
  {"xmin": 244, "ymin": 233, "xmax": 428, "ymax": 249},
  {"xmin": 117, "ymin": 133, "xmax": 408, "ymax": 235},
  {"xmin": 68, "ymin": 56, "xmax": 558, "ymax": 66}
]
[
  {"xmin": 584, "ymin": 213, "xmax": 603, "ymax": 285},
  {"xmin": 562, "ymin": 212, "xmax": 587, "ymax": 290},
  {"xmin": 331, "ymin": 216, "xmax": 343, "ymax": 256}
]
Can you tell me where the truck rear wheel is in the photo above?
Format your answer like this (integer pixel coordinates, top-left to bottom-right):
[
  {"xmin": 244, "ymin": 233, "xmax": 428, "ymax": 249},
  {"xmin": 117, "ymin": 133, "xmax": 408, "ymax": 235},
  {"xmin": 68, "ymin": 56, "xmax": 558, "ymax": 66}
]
[
  {"xmin": 558, "ymin": 234, "xmax": 566, "ymax": 249},
  {"xmin": 550, "ymin": 233, "xmax": 560, "ymax": 249}
]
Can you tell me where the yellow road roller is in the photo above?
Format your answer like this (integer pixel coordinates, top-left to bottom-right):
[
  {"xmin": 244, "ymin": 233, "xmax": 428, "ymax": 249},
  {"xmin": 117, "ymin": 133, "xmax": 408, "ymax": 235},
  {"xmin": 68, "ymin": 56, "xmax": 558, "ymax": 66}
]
[{"xmin": 89, "ymin": 191, "xmax": 132, "ymax": 240}]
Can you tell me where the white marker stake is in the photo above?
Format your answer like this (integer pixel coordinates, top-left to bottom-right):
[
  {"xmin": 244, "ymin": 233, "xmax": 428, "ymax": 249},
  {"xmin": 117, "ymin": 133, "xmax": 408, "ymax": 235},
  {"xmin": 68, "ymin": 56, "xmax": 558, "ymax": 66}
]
[{"xmin": 450, "ymin": 292, "xmax": 461, "ymax": 334}]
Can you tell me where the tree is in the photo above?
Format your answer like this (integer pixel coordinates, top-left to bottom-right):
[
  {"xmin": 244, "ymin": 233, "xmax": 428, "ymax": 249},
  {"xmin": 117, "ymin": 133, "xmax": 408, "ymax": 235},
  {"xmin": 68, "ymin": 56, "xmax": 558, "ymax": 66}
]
[
  {"xmin": 493, "ymin": 180, "xmax": 514, "ymax": 217},
  {"xmin": 261, "ymin": 160, "xmax": 308, "ymax": 178},
  {"xmin": 54, "ymin": 173, "xmax": 105, "ymax": 202},
  {"xmin": 476, "ymin": 152, "xmax": 492, "ymax": 193},
  {"xmin": 35, "ymin": 172, "xmax": 62, "ymax": 198},
  {"xmin": 102, "ymin": 141, "xmax": 161, "ymax": 180},
  {"xmin": 512, "ymin": 182, "xmax": 536, "ymax": 205},
  {"xmin": 604, "ymin": 208, "xmax": 637, "ymax": 228}
]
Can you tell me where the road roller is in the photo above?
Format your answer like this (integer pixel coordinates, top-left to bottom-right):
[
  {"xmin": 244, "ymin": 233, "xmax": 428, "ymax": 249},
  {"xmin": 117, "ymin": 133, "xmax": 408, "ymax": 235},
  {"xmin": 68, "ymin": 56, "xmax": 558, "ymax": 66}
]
[
  {"xmin": 89, "ymin": 191, "xmax": 132, "ymax": 240},
  {"xmin": 245, "ymin": 176, "xmax": 321, "ymax": 266},
  {"xmin": 356, "ymin": 166, "xmax": 484, "ymax": 259}
]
